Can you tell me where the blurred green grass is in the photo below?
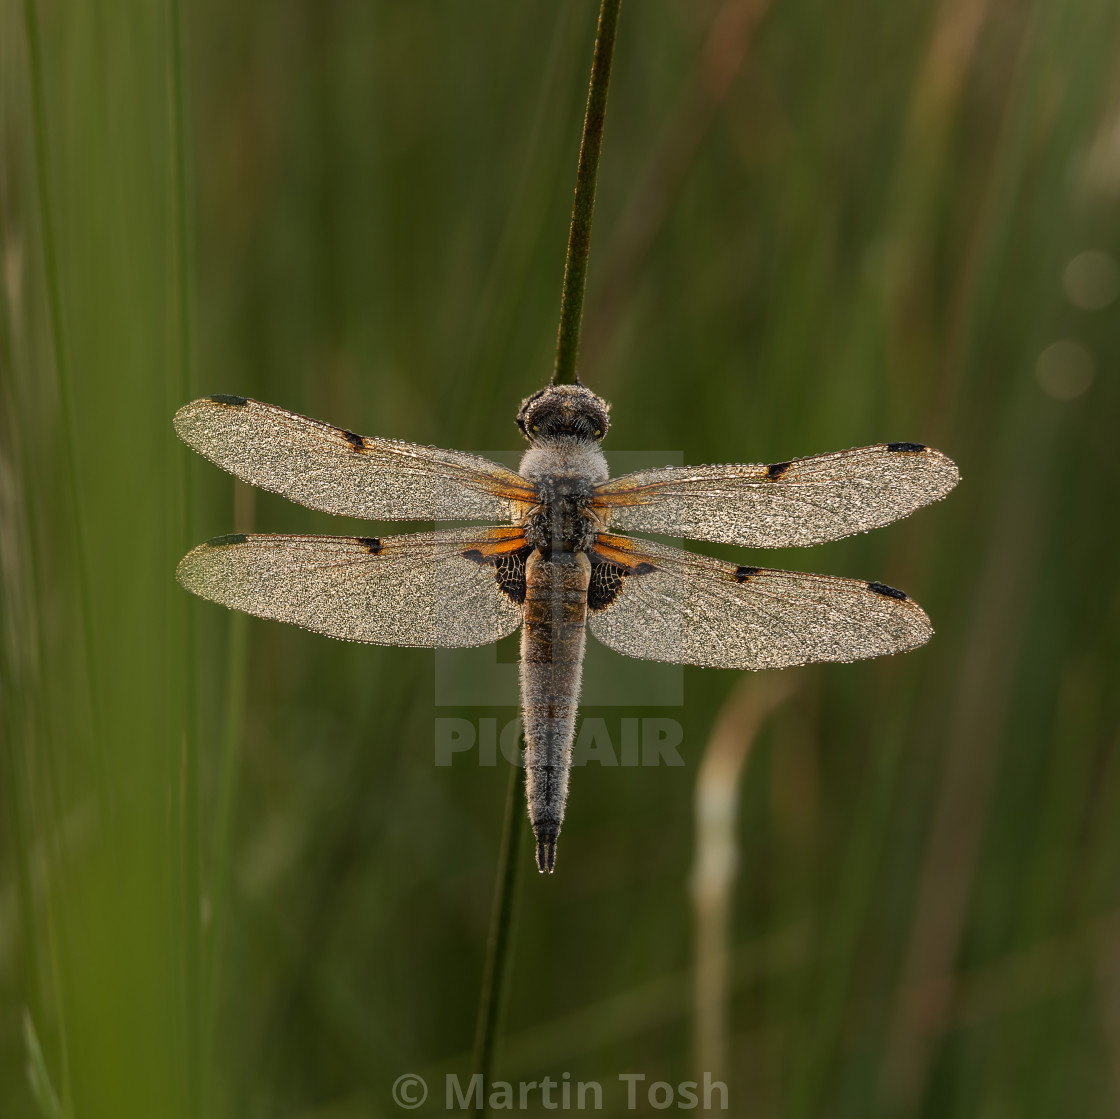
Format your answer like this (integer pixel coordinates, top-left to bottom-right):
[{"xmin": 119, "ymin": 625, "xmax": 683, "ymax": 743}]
[{"xmin": 3, "ymin": 1, "xmax": 1120, "ymax": 1117}]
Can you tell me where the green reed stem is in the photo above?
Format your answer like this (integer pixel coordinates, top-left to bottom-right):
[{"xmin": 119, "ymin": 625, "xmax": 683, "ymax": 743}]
[
  {"xmin": 205, "ymin": 610, "xmax": 247, "ymax": 1020},
  {"xmin": 470, "ymin": 5, "xmax": 622, "ymax": 1110},
  {"xmin": 21, "ymin": 5, "xmax": 98, "ymax": 1112},
  {"xmin": 165, "ymin": 0, "xmax": 203, "ymax": 1112},
  {"xmin": 23, "ymin": 0, "xmax": 105, "ymax": 820},
  {"xmin": 471, "ymin": 760, "xmax": 525, "ymax": 1116},
  {"xmin": 553, "ymin": 0, "xmax": 622, "ymax": 385}
]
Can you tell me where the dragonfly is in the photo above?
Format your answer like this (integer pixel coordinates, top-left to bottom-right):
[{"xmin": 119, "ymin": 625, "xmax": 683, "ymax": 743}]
[{"xmin": 175, "ymin": 383, "xmax": 959, "ymax": 873}]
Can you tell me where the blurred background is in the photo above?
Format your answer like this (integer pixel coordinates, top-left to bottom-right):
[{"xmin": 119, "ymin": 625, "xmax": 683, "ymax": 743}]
[{"xmin": 3, "ymin": 0, "xmax": 1120, "ymax": 1116}]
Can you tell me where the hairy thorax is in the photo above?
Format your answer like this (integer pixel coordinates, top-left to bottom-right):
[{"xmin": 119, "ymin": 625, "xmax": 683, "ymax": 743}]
[{"xmin": 518, "ymin": 439, "xmax": 608, "ymax": 554}]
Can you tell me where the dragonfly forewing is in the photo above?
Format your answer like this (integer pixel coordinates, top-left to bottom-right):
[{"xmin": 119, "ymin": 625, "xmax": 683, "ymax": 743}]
[
  {"xmin": 594, "ymin": 443, "xmax": 959, "ymax": 548},
  {"xmin": 174, "ymin": 395, "xmax": 536, "ymax": 522}
]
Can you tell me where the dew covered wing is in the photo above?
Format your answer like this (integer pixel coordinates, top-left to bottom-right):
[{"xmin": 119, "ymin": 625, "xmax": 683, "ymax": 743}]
[
  {"xmin": 587, "ymin": 537, "xmax": 932, "ymax": 670},
  {"xmin": 594, "ymin": 443, "xmax": 959, "ymax": 548},
  {"xmin": 174, "ymin": 395, "xmax": 533, "ymax": 522}
]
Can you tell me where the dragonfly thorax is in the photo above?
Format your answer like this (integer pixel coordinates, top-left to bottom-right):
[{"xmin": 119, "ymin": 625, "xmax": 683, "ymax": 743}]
[
  {"xmin": 519, "ymin": 433, "xmax": 607, "ymax": 555},
  {"xmin": 523, "ymin": 484, "xmax": 598, "ymax": 553}
]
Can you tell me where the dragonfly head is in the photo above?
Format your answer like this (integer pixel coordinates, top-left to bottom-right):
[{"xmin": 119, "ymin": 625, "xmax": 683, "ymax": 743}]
[{"xmin": 517, "ymin": 383, "xmax": 611, "ymax": 445}]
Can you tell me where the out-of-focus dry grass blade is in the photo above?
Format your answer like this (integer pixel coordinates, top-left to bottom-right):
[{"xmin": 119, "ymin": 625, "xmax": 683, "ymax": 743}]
[{"xmin": 691, "ymin": 672, "xmax": 798, "ymax": 1083}]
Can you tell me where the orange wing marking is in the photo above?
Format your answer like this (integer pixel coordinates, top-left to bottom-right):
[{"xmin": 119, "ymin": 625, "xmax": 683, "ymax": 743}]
[
  {"xmin": 589, "ymin": 532, "xmax": 659, "ymax": 575},
  {"xmin": 459, "ymin": 525, "xmax": 530, "ymax": 560}
]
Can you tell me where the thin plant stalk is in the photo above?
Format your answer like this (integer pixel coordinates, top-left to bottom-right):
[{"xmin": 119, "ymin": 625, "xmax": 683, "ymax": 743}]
[
  {"xmin": 471, "ymin": 760, "xmax": 525, "ymax": 1115},
  {"xmin": 165, "ymin": 0, "xmax": 202, "ymax": 1111},
  {"xmin": 20, "ymin": 6, "xmax": 88, "ymax": 1113},
  {"xmin": 22, "ymin": 0, "xmax": 105, "ymax": 814},
  {"xmin": 553, "ymin": 0, "xmax": 623, "ymax": 386},
  {"xmin": 204, "ymin": 483, "xmax": 255, "ymax": 1057},
  {"xmin": 470, "ymin": 2, "xmax": 624, "ymax": 1111}
]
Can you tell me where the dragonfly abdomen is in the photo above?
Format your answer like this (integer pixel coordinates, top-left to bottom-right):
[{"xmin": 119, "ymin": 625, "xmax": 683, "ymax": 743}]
[{"xmin": 520, "ymin": 548, "xmax": 591, "ymax": 874}]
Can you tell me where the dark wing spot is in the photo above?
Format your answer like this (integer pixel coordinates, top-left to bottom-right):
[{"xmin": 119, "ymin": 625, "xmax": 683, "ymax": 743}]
[
  {"xmin": 885, "ymin": 442, "xmax": 926, "ymax": 453},
  {"xmin": 206, "ymin": 533, "xmax": 247, "ymax": 546},
  {"xmin": 588, "ymin": 561, "xmax": 627, "ymax": 611},
  {"xmin": 734, "ymin": 565, "xmax": 761, "ymax": 582},
  {"xmin": 766, "ymin": 461, "xmax": 792, "ymax": 481},
  {"xmin": 462, "ymin": 545, "xmax": 531, "ymax": 605},
  {"xmin": 356, "ymin": 536, "xmax": 382, "ymax": 555},
  {"xmin": 867, "ymin": 581, "xmax": 907, "ymax": 600},
  {"xmin": 342, "ymin": 430, "xmax": 365, "ymax": 450},
  {"xmin": 587, "ymin": 556, "xmax": 657, "ymax": 610},
  {"xmin": 494, "ymin": 547, "xmax": 531, "ymax": 604},
  {"xmin": 209, "ymin": 394, "xmax": 247, "ymax": 406}
]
